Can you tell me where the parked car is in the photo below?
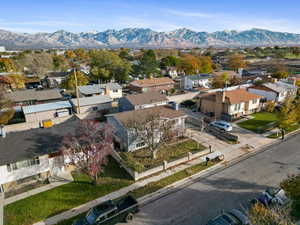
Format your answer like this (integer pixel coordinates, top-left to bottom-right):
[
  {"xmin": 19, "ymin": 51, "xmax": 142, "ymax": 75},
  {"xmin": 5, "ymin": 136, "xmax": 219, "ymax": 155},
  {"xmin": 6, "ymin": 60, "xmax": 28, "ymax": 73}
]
[
  {"xmin": 206, "ymin": 209, "xmax": 251, "ymax": 225},
  {"xmin": 264, "ymin": 187, "xmax": 290, "ymax": 206},
  {"xmin": 73, "ymin": 195, "xmax": 139, "ymax": 225},
  {"xmin": 209, "ymin": 120, "xmax": 233, "ymax": 132}
]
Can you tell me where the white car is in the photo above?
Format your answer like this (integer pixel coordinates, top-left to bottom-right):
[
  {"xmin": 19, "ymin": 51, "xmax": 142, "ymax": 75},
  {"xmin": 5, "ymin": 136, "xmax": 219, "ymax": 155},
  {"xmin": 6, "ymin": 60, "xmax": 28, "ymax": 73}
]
[{"xmin": 210, "ymin": 120, "xmax": 233, "ymax": 132}]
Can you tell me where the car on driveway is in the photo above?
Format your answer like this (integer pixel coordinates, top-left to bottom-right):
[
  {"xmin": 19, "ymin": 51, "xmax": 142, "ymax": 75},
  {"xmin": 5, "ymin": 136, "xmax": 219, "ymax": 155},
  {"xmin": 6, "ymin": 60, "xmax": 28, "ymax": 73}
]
[
  {"xmin": 209, "ymin": 120, "xmax": 233, "ymax": 132},
  {"xmin": 206, "ymin": 209, "xmax": 251, "ymax": 225}
]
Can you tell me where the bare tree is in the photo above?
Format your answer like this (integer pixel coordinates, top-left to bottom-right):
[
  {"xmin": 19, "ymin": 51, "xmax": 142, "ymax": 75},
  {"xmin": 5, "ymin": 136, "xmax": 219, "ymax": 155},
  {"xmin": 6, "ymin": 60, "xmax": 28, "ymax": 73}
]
[
  {"xmin": 125, "ymin": 109, "xmax": 178, "ymax": 159},
  {"xmin": 61, "ymin": 120, "xmax": 113, "ymax": 185}
]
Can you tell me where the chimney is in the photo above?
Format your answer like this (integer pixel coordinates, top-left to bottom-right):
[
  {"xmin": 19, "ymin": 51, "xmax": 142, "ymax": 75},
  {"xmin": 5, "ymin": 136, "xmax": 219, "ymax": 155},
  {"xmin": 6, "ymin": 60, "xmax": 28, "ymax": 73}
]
[
  {"xmin": 105, "ymin": 85, "xmax": 110, "ymax": 95},
  {"xmin": 215, "ymin": 91, "xmax": 226, "ymax": 120}
]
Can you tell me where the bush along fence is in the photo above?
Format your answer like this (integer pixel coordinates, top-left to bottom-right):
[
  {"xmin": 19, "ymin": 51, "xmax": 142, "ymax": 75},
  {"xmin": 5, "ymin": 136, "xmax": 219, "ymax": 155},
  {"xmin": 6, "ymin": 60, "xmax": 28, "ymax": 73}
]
[{"xmin": 111, "ymin": 149, "xmax": 210, "ymax": 181}]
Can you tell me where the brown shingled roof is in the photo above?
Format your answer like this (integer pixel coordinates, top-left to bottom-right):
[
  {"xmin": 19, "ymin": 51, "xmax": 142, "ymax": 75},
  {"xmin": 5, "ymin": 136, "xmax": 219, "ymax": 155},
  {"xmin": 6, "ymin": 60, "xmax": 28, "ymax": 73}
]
[
  {"xmin": 224, "ymin": 89, "xmax": 262, "ymax": 104},
  {"xmin": 112, "ymin": 105, "xmax": 186, "ymax": 125},
  {"xmin": 125, "ymin": 91, "xmax": 168, "ymax": 106},
  {"xmin": 130, "ymin": 77, "xmax": 175, "ymax": 88}
]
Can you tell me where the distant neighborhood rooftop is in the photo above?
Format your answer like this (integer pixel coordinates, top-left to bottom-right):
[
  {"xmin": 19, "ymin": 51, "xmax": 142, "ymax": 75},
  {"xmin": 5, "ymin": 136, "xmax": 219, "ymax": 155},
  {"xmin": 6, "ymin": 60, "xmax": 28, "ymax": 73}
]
[
  {"xmin": 185, "ymin": 74, "xmax": 213, "ymax": 80},
  {"xmin": 70, "ymin": 95, "xmax": 113, "ymax": 107},
  {"xmin": 22, "ymin": 101, "xmax": 72, "ymax": 114},
  {"xmin": 130, "ymin": 77, "xmax": 175, "ymax": 88},
  {"xmin": 125, "ymin": 91, "xmax": 168, "ymax": 106},
  {"xmin": 78, "ymin": 83, "xmax": 122, "ymax": 95},
  {"xmin": 5, "ymin": 89, "xmax": 62, "ymax": 102},
  {"xmin": 111, "ymin": 105, "xmax": 186, "ymax": 125}
]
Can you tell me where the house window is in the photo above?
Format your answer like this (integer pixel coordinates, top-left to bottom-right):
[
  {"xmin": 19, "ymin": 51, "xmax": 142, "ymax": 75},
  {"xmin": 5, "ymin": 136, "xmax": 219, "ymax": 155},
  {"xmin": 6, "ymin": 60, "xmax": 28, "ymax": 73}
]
[
  {"xmin": 92, "ymin": 106, "xmax": 98, "ymax": 111},
  {"xmin": 136, "ymin": 142, "xmax": 145, "ymax": 148},
  {"xmin": 252, "ymin": 99, "xmax": 257, "ymax": 104},
  {"xmin": 112, "ymin": 89, "xmax": 119, "ymax": 93},
  {"xmin": 7, "ymin": 157, "xmax": 40, "ymax": 172},
  {"xmin": 234, "ymin": 104, "xmax": 241, "ymax": 111}
]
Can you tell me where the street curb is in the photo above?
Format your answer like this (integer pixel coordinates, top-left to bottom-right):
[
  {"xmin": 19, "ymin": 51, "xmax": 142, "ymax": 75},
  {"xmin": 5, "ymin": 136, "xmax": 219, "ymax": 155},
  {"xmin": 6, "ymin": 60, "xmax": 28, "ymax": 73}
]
[{"xmin": 137, "ymin": 130, "xmax": 300, "ymax": 208}]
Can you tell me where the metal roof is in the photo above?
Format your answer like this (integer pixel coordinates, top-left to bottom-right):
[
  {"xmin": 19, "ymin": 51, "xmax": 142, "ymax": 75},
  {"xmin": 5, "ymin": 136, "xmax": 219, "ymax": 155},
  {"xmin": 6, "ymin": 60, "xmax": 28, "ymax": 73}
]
[
  {"xmin": 263, "ymin": 82, "xmax": 296, "ymax": 93},
  {"xmin": 22, "ymin": 101, "xmax": 72, "ymax": 114},
  {"xmin": 70, "ymin": 95, "xmax": 113, "ymax": 107},
  {"xmin": 78, "ymin": 83, "xmax": 122, "ymax": 95}
]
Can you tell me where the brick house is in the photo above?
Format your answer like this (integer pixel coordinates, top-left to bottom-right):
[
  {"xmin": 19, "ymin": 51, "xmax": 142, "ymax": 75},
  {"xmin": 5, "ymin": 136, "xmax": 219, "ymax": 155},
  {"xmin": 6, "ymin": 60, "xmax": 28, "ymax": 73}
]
[
  {"xmin": 129, "ymin": 77, "xmax": 175, "ymax": 93},
  {"xmin": 199, "ymin": 89, "xmax": 262, "ymax": 121}
]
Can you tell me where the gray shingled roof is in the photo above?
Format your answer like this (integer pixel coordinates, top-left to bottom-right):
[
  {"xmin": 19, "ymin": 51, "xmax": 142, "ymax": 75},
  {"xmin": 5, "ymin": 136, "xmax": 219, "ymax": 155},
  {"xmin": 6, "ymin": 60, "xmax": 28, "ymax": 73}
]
[
  {"xmin": 0, "ymin": 117, "xmax": 78, "ymax": 166},
  {"xmin": 5, "ymin": 89, "xmax": 62, "ymax": 103},
  {"xmin": 70, "ymin": 95, "xmax": 113, "ymax": 107},
  {"xmin": 186, "ymin": 74, "xmax": 213, "ymax": 81},
  {"xmin": 125, "ymin": 91, "xmax": 168, "ymax": 106},
  {"xmin": 78, "ymin": 83, "xmax": 121, "ymax": 95}
]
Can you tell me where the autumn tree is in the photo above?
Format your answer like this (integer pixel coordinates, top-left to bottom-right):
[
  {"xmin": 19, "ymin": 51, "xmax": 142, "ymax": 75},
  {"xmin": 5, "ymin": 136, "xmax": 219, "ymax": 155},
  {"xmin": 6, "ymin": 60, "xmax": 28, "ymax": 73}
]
[
  {"xmin": 272, "ymin": 63, "xmax": 289, "ymax": 79},
  {"xmin": 61, "ymin": 71, "xmax": 89, "ymax": 90},
  {"xmin": 248, "ymin": 203, "xmax": 295, "ymax": 225},
  {"xmin": 179, "ymin": 54, "xmax": 201, "ymax": 75},
  {"xmin": 160, "ymin": 56, "xmax": 180, "ymax": 68},
  {"xmin": 228, "ymin": 54, "xmax": 247, "ymax": 71},
  {"xmin": 277, "ymin": 98, "xmax": 298, "ymax": 130},
  {"xmin": 125, "ymin": 109, "xmax": 176, "ymax": 159},
  {"xmin": 229, "ymin": 76, "xmax": 242, "ymax": 86},
  {"xmin": 52, "ymin": 55, "xmax": 69, "ymax": 71},
  {"xmin": 0, "ymin": 58, "xmax": 16, "ymax": 72},
  {"xmin": 0, "ymin": 87, "xmax": 14, "ymax": 125},
  {"xmin": 211, "ymin": 72, "xmax": 229, "ymax": 88},
  {"xmin": 90, "ymin": 50, "xmax": 131, "ymax": 83},
  {"xmin": 61, "ymin": 120, "xmax": 113, "ymax": 185},
  {"xmin": 7, "ymin": 74, "xmax": 26, "ymax": 89}
]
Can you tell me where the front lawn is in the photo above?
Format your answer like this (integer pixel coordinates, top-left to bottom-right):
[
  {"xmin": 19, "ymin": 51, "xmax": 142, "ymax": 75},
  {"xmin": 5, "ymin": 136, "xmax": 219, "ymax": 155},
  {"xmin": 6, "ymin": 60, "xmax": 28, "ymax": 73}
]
[
  {"xmin": 238, "ymin": 112, "xmax": 279, "ymax": 134},
  {"xmin": 4, "ymin": 158, "xmax": 134, "ymax": 225},
  {"xmin": 120, "ymin": 139, "xmax": 206, "ymax": 172},
  {"xmin": 267, "ymin": 123, "xmax": 300, "ymax": 139}
]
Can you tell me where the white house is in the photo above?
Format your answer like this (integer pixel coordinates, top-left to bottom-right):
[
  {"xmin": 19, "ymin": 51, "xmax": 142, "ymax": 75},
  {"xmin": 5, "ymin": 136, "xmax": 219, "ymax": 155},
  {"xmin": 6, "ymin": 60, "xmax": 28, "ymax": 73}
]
[
  {"xmin": 0, "ymin": 118, "xmax": 78, "ymax": 193},
  {"xmin": 248, "ymin": 81, "xmax": 298, "ymax": 103},
  {"xmin": 78, "ymin": 83, "xmax": 122, "ymax": 99},
  {"xmin": 181, "ymin": 74, "xmax": 213, "ymax": 90}
]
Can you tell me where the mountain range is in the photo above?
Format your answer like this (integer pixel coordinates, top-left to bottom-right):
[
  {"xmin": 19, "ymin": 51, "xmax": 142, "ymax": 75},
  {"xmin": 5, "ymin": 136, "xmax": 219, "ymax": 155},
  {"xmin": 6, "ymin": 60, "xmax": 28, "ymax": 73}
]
[{"xmin": 1, "ymin": 28, "xmax": 300, "ymax": 49}]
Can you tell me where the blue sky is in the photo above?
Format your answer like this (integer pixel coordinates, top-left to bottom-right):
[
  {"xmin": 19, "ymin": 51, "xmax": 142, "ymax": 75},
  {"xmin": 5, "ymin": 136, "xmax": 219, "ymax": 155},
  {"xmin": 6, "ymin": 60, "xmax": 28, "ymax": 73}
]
[{"xmin": 1, "ymin": 0, "xmax": 300, "ymax": 33}]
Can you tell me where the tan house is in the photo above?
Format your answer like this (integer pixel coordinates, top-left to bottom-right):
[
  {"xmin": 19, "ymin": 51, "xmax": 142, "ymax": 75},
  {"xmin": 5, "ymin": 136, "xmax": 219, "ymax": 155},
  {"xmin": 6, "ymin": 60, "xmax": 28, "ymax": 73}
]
[
  {"xmin": 129, "ymin": 77, "xmax": 175, "ymax": 93},
  {"xmin": 199, "ymin": 89, "xmax": 262, "ymax": 121}
]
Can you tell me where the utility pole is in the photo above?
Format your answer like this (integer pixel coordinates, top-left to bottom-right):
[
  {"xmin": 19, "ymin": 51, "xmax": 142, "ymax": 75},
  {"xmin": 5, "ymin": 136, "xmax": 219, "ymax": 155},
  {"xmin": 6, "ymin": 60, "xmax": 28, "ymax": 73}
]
[{"xmin": 74, "ymin": 68, "xmax": 81, "ymax": 114}]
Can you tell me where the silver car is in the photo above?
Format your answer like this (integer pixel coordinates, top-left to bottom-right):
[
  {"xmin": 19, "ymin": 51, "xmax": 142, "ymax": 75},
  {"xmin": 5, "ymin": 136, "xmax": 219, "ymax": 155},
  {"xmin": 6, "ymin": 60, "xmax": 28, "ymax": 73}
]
[{"xmin": 210, "ymin": 120, "xmax": 233, "ymax": 132}]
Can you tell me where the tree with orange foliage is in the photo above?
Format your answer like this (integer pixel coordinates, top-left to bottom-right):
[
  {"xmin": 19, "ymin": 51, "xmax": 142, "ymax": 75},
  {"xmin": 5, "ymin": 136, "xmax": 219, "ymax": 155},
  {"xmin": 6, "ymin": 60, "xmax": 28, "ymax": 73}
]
[{"xmin": 228, "ymin": 54, "xmax": 247, "ymax": 71}]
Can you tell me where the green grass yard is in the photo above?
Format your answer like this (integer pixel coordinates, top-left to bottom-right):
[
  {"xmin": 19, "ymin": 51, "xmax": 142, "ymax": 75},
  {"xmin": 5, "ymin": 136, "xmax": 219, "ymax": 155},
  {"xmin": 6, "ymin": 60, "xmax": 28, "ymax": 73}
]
[
  {"xmin": 4, "ymin": 158, "xmax": 134, "ymax": 225},
  {"xmin": 56, "ymin": 161, "xmax": 217, "ymax": 225},
  {"xmin": 120, "ymin": 139, "xmax": 206, "ymax": 172},
  {"xmin": 238, "ymin": 112, "xmax": 279, "ymax": 134}
]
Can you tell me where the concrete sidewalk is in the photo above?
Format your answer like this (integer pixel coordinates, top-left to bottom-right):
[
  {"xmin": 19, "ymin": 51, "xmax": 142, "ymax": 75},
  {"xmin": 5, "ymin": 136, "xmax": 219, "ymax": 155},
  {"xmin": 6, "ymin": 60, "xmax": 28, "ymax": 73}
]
[{"xmin": 0, "ymin": 193, "xmax": 4, "ymax": 225}]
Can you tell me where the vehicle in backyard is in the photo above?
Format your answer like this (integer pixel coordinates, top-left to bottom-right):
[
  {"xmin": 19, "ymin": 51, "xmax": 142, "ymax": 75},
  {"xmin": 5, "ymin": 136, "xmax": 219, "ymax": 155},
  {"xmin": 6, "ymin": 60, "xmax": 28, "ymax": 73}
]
[
  {"xmin": 206, "ymin": 209, "xmax": 251, "ymax": 225},
  {"xmin": 73, "ymin": 195, "xmax": 139, "ymax": 225},
  {"xmin": 209, "ymin": 120, "xmax": 233, "ymax": 132}
]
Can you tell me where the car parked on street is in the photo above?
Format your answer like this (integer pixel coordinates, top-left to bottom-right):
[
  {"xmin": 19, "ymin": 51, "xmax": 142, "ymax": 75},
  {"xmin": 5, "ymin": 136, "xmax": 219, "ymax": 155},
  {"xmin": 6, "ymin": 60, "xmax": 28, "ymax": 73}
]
[
  {"xmin": 73, "ymin": 195, "xmax": 139, "ymax": 225},
  {"xmin": 209, "ymin": 120, "xmax": 233, "ymax": 132},
  {"xmin": 206, "ymin": 209, "xmax": 251, "ymax": 225}
]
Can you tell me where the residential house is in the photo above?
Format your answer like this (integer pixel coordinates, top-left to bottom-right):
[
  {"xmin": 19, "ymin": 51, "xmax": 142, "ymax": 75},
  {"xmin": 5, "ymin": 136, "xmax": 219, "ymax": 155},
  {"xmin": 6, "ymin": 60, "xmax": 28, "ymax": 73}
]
[
  {"xmin": 181, "ymin": 74, "xmax": 213, "ymax": 90},
  {"xmin": 106, "ymin": 105, "xmax": 187, "ymax": 152},
  {"xmin": 248, "ymin": 81, "xmax": 298, "ymax": 103},
  {"xmin": 199, "ymin": 89, "xmax": 262, "ymax": 121},
  {"xmin": 161, "ymin": 67, "xmax": 179, "ymax": 79},
  {"xmin": 22, "ymin": 101, "xmax": 72, "ymax": 123},
  {"xmin": 78, "ymin": 83, "xmax": 122, "ymax": 99},
  {"xmin": 5, "ymin": 89, "xmax": 63, "ymax": 107},
  {"xmin": 129, "ymin": 77, "xmax": 175, "ymax": 93},
  {"xmin": 0, "ymin": 118, "xmax": 78, "ymax": 193},
  {"xmin": 212, "ymin": 70, "xmax": 239, "ymax": 79},
  {"xmin": 70, "ymin": 95, "xmax": 117, "ymax": 118},
  {"xmin": 119, "ymin": 91, "xmax": 168, "ymax": 112},
  {"xmin": 42, "ymin": 72, "xmax": 69, "ymax": 88}
]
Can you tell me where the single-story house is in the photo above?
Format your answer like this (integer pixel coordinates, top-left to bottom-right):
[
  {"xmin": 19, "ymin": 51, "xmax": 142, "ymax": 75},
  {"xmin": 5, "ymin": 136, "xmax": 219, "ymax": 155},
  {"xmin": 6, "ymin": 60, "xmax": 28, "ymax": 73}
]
[
  {"xmin": 129, "ymin": 77, "xmax": 175, "ymax": 93},
  {"xmin": 107, "ymin": 105, "xmax": 187, "ymax": 152},
  {"xmin": 0, "ymin": 118, "xmax": 78, "ymax": 192},
  {"xmin": 78, "ymin": 83, "xmax": 122, "ymax": 99},
  {"xmin": 199, "ymin": 89, "xmax": 262, "ymax": 121},
  {"xmin": 22, "ymin": 101, "xmax": 72, "ymax": 123},
  {"xmin": 181, "ymin": 74, "xmax": 213, "ymax": 90},
  {"xmin": 5, "ymin": 89, "xmax": 63, "ymax": 107},
  {"xmin": 42, "ymin": 72, "xmax": 69, "ymax": 88},
  {"xmin": 119, "ymin": 91, "xmax": 168, "ymax": 111},
  {"xmin": 70, "ymin": 95, "xmax": 117, "ymax": 118},
  {"xmin": 248, "ymin": 81, "xmax": 298, "ymax": 103}
]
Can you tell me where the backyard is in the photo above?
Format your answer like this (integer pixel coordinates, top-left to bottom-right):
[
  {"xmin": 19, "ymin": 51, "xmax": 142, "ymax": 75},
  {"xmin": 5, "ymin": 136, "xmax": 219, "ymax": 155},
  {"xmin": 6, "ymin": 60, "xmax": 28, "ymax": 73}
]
[
  {"xmin": 237, "ymin": 112, "xmax": 279, "ymax": 134},
  {"xmin": 120, "ymin": 139, "xmax": 206, "ymax": 172},
  {"xmin": 4, "ymin": 158, "xmax": 134, "ymax": 225}
]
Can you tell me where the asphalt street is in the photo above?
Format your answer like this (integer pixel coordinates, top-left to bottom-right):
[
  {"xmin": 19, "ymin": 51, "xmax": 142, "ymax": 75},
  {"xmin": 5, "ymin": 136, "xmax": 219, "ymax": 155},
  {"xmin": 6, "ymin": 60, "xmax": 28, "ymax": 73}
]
[{"xmin": 128, "ymin": 133, "xmax": 300, "ymax": 225}]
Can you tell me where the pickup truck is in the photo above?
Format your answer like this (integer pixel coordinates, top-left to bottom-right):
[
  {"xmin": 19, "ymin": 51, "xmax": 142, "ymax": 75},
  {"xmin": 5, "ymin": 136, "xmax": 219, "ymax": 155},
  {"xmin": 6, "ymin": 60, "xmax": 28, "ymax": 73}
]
[{"xmin": 73, "ymin": 195, "xmax": 139, "ymax": 225}]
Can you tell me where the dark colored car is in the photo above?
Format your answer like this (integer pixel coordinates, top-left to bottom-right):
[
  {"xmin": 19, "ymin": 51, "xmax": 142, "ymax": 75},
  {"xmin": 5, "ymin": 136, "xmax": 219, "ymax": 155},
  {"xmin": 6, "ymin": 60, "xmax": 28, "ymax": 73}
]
[
  {"xmin": 73, "ymin": 196, "xmax": 139, "ymax": 225},
  {"xmin": 206, "ymin": 209, "xmax": 250, "ymax": 225}
]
